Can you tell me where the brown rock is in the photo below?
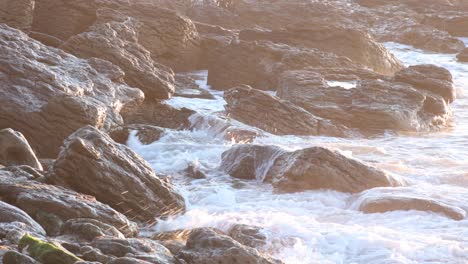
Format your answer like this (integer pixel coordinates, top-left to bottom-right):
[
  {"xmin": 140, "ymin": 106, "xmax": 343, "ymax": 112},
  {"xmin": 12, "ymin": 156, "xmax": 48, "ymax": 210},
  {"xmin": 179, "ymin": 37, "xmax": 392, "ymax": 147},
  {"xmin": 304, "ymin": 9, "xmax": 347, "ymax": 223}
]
[
  {"xmin": 0, "ymin": 0, "xmax": 35, "ymax": 31},
  {"xmin": 0, "ymin": 129, "xmax": 42, "ymax": 170}
]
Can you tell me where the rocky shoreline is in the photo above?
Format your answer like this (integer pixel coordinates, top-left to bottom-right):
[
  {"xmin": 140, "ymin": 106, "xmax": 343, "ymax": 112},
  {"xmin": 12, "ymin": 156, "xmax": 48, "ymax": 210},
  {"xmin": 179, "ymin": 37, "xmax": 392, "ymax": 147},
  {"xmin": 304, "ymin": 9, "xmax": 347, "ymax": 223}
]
[{"xmin": 0, "ymin": 0, "xmax": 467, "ymax": 263}]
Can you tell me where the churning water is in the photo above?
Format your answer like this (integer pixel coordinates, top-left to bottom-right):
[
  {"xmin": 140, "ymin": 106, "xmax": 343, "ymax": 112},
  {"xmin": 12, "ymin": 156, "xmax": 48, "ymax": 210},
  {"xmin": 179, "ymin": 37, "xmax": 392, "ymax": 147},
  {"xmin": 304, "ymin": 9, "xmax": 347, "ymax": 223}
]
[{"xmin": 128, "ymin": 43, "xmax": 468, "ymax": 264}]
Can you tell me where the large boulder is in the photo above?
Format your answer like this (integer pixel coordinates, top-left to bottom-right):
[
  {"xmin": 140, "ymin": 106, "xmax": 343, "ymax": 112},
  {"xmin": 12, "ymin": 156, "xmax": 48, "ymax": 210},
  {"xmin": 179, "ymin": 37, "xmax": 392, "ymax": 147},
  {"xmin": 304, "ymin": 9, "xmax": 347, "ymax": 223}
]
[
  {"xmin": 354, "ymin": 187, "xmax": 467, "ymax": 221},
  {"xmin": 177, "ymin": 228, "xmax": 282, "ymax": 264},
  {"xmin": 0, "ymin": 24, "xmax": 144, "ymax": 158},
  {"xmin": 277, "ymin": 68, "xmax": 452, "ymax": 133},
  {"xmin": 0, "ymin": 170, "xmax": 137, "ymax": 236},
  {"xmin": 0, "ymin": 0, "xmax": 35, "ymax": 31},
  {"xmin": 207, "ymin": 40, "xmax": 357, "ymax": 91},
  {"xmin": 18, "ymin": 234, "xmax": 82, "ymax": 264},
  {"xmin": 0, "ymin": 128, "xmax": 42, "ymax": 170},
  {"xmin": 239, "ymin": 27, "xmax": 403, "ymax": 75},
  {"xmin": 0, "ymin": 201, "xmax": 46, "ymax": 236},
  {"xmin": 62, "ymin": 18, "xmax": 175, "ymax": 100},
  {"xmin": 223, "ymin": 86, "xmax": 349, "ymax": 137},
  {"xmin": 423, "ymin": 15, "xmax": 468, "ymax": 37},
  {"xmin": 394, "ymin": 25, "xmax": 465, "ymax": 53},
  {"xmin": 457, "ymin": 48, "xmax": 468, "ymax": 62},
  {"xmin": 49, "ymin": 126, "xmax": 185, "ymax": 222},
  {"xmin": 221, "ymin": 145, "xmax": 404, "ymax": 193}
]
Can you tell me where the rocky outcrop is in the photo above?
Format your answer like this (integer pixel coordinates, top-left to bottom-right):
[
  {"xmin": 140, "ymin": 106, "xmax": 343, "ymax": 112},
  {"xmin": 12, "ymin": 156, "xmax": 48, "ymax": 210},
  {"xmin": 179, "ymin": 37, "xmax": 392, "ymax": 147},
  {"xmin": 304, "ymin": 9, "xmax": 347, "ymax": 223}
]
[
  {"xmin": 49, "ymin": 126, "xmax": 185, "ymax": 222},
  {"xmin": 457, "ymin": 48, "xmax": 468, "ymax": 62},
  {"xmin": 91, "ymin": 237, "xmax": 176, "ymax": 263},
  {"xmin": 239, "ymin": 27, "xmax": 403, "ymax": 75},
  {"xmin": 62, "ymin": 18, "xmax": 176, "ymax": 100},
  {"xmin": 0, "ymin": 24, "xmax": 144, "ymax": 158},
  {"xmin": 177, "ymin": 228, "xmax": 282, "ymax": 264},
  {"xmin": 221, "ymin": 145, "xmax": 404, "ymax": 193},
  {"xmin": 122, "ymin": 101, "xmax": 195, "ymax": 130},
  {"xmin": 0, "ymin": 129, "xmax": 42, "ymax": 170},
  {"xmin": 0, "ymin": 170, "xmax": 137, "ymax": 236},
  {"xmin": 423, "ymin": 15, "xmax": 468, "ymax": 37},
  {"xmin": 19, "ymin": 234, "xmax": 82, "ymax": 264},
  {"xmin": 207, "ymin": 40, "xmax": 356, "ymax": 91},
  {"xmin": 228, "ymin": 224, "xmax": 267, "ymax": 249},
  {"xmin": 355, "ymin": 188, "xmax": 467, "ymax": 221},
  {"xmin": 277, "ymin": 68, "xmax": 453, "ymax": 133},
  {"xmin": 0, "ymin": 201, "xmax": 46, "ymax": 236},
  {"xmin": 109, "ymin": 125, "xmax": 166, "ymax": 145},
  {"xmin": 3, "ymin": 251, "xmax": 40, "ymax": 264},
  {"xmin": 0, "ymin": 0, "xmax": 35, "ymax": 31},
  {"xmin": 224, "ymin": 86, "xmax": 350, "ymax": 137}
]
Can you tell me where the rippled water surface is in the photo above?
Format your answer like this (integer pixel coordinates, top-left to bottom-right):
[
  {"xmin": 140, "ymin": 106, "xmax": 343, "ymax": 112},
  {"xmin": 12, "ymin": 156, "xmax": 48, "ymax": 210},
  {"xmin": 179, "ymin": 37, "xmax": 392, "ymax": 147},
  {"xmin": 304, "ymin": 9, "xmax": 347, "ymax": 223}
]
[{"xmin": 129, "ymin": 43, "xmax": 468, "ymax": 263}]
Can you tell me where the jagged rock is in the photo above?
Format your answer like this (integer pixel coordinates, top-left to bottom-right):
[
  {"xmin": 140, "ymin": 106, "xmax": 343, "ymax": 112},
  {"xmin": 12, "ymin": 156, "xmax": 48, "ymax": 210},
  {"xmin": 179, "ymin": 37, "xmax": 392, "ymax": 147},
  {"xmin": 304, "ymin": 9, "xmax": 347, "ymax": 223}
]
[
  {"xmin": 395, "ymin": 25, "xmax": 465, "ymax": 53},
  {"xmin": 355, "ymin": 188, "xmax": 467, "ymax": 220},
  {"xmin": 19, "ymin": 234, "xmax": 82, "ymax": 264},
  {"xmin": 0, "ymin": 24, "xmax": 144, "ymax": 158},
  {"xmin": 228, "ymin": 224, "xmax": 267, "ymax": 249},
  {"xmin": 62, "ymin": 18, "xmax": 176, "ymax": 100},
  {"xmin": 0, "ymin": 129, "xmax": 42, "ymax": 170},
  {"xmin": 28, "ymin": 31, "xmax": 64, "ymax": 47},
  {"xmin": 49, "ymin": 126, "xmax": 185, "ymax": 222},
  {"xmin": 184, "ymin": 162, "xmax": 207, "ymax": 179},
  {"xmin": 107, "ymin": 257, "xmax": 153, "ymax": 264},
  {"xmin": 177, "ymin": 228, "xmax": 282, "ymax": 264},
  {"xmin": 457, "ymin": 48, "xmax": 468, "ymax": 62},
  {"xmin": 80, "ymin": 246, "xmax": 115, "ymax": 263},
  {"xmin": 2, "ymin": 251, "xmax": 39, "ymax": 264},
  {"xmin": 92, "ymin": 237, "xmax": 176, "ymax": 263},
  {"xmin": 122, "ymin": 101, "xmax": 195, "ymax": 130},
  {"xmin": 224, "ymin": 86, "xmax": 350, "ymax": 137},
  {"xmin": 174, "ymin": 73, "xmax": 215, "ymax": 99},
  {"xmin": 0, "ymin": 0, "xmax": 35, "ymax": 31},
  {"xmin": 62, "ymin": 218, "xmax": 125, "ymax": 241},
  {"xmin": 207, "ymin": 40, "xmax": 357, "ymax": 91},
  {"xmin": 0, "ymin": 170, "xmax": 137, "ymax": 236},
  {"xmin": 239, "ymin": 27, "xmax": 403, "ymax": 75},
  {"xmin": 277, "ymin": 68, "xmax": 452, "ymax": 132},
  {"xmin": 221, "ymin": 145, "xmax": 405, "ymax": 193},
  {"xmin": 423, "ymin": 15, "xmax": 468, "ymax": 37},
  {"xmin": 0, "ymin": 201, "xmax": 46, "ymax": 236},
  {"xmin": 109, "ymin": 125, "xmax": 166, "ymax": 145}
]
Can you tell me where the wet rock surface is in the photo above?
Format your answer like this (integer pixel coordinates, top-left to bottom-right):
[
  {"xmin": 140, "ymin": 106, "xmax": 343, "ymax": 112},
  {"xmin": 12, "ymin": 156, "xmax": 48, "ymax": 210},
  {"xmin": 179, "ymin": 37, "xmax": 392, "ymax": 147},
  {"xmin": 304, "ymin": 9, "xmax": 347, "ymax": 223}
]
[
  {"xmin": 49, "ymin": 126, "xmax": 186, "ymax": 222},
  {"xmin": 177, "ymin": 228, "xmax": 282, "ymax": 264},
  {"xmin": 224, "ymin": 86, "xmax": 350, "ymax": 137},
  {"xmin": 62, "ymin": 18, "xmax": 176, "ymax": 100},
  {"xmin": 0, "ymin": 170, "xmax": 137, "ymax": 236},
  {"xmin": 0, "ymin": 24, "xmax": 144, "ymax": 158},
  {"xmin": 109, "ymin": 125, "xmax": 166, "ymax": 145},
  {"xmin": 221, "ymin": 144, "xmax": 404, "ymax": 193}
]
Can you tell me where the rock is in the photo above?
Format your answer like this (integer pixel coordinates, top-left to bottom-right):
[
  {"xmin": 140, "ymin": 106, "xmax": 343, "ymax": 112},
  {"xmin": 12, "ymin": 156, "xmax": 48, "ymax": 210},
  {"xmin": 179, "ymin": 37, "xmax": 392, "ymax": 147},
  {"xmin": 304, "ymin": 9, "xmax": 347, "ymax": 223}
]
[
  {"xmin": 122, "ymin": 101, "xmax": 195, "ymax": 130},
  {"xmin": 28, "ymin": 31, "xmax": 64, "ymax": 48},
  {"xmin": 221, "ymin": 145, "xmax": 285, "ymax": 181},
  {"xmin": 62, "ymin": 218, "xmax": 125, "ymax": 241},
  {"xmin": 2, "ymin": 251, "xmax": 39, "ymax": 264},
  {"xmin": 61, "ymin": 18, "xmax": 176, "ymax": 100},
  {"xmin": 18, "ymin": 234, "xmax": 82, "ymax": 264},
  {"xmin": 91, "ymin": 237, "xmax": 176, "ymax": 263},
  {"xmin": 174, "ymin": 73, "xmax": 215, "ymax": 100},
  {"xmin": 0, "ymin": 24, "xmax": 144, "ymax": 158},
  {"xmin": 395, "ymin": 25, "xmax": 465, "ymax": 53},
  {"xmin": 109, "ymin": 125, "xmax": 166, "ymax": 145},
  {"xmin": 221, "ymin": 145, "xmax": 404, "ymax": 193},
  {"xmin": 80, "ymin": 246, "xmax": 115, "ymax": 263},
  {"xmin": 177, "ymin": 228, "xmax": 281, "ymax": 264},
  {"xmin": 207, "ymin": 40, "xmax": 357, "ymax": 91},
  {"xmin": 0, "ymin": 170, "xmax": 137, "ymax": 236},
  {"xmin": 457, "ymin": 48, "xmax": 468, "ymax": 62},
  {"xmin": 239, "ymin": 27, "xmax": 403, "ymax": 75},
  {"xmin": 0, "ymin": 129, "xmax": 42, "ymax": 170},
  {"xmin": 224, "ymin": 86, "xmax": 350, "ymax": 137},
  {"xmin": 0, "ymin": 201, "xmax": 46, "ymax": 236},
  {"xmin": 355, "ymin": 188, "xmax": 466, "ymax": 221},
  {"xmin": 0, "ymin": 0, "xmax": 35, "ymax": 31},
  {"xmin": 49, "ymin": 126, "xmax": 185, "ymax": 222},
  {"xmin": 394, "ymin": 64, "xmax": 455, "ymax": 103},
  {"xmin": 96, "ymin": 4, "xmax": 202, "ymax": 72},
  {"xmin": 228, "ymin": 224, "xmax": 267, "ymax": 249},
  {"xmin": 184, "ymin": 162, "xmax": 207, "ymax": 179},
  {"xmin": 35, "ymin": 211, "xmax": 64, "ymax": 236},
  {"xmin": 277, "ymin": 69, "xmax": 452, "ymax": 132},
  {"xmin": 107, "ymin": 257, "xmax": 153, "ymax": 264},
  {"xmin": 423, "ymin": 15, "xmax": 468, "ymax": 37}
]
